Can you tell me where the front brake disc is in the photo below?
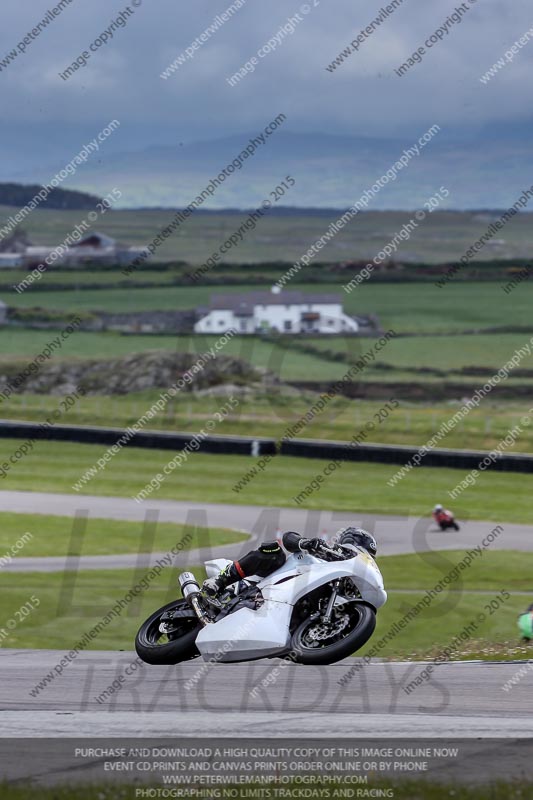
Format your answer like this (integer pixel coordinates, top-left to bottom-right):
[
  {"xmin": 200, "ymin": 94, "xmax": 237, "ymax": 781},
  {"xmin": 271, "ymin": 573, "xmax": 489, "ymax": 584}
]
[{"xmin": 307, "ymin": 613, "xmax": 350, "ymax": 642}]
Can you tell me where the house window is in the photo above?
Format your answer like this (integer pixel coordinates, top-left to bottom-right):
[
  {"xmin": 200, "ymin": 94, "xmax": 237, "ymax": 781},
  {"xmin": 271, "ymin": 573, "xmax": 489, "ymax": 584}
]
[
  {"xmin": 284, "ymin": 320, "xmax": 292, "ymax": 331},
  {"xmin": 219, "ymin": 320, "xmax": 225, "ymax": 326},
  {"xmin": 328, "ymin": 319, "xmax": 334, "ymax": 326}
]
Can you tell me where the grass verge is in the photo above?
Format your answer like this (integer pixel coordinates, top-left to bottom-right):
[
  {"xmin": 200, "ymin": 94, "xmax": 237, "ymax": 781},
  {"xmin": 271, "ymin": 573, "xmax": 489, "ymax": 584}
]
[
  {"xmin": 0, "ymin": 512, "xmax": 245, "ymax": 558},
  {"xmin": 0, "ymin": 567, "xmax": 205, "ymax": 650},
  {"xmin": 1, "ymin": 553, "xmax": 530, "ymax": 657}
]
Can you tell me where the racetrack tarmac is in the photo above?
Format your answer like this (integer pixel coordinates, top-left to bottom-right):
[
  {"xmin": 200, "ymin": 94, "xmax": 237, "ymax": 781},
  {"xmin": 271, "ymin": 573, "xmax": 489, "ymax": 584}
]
[
  {"xmin": 2, "ymin": 650, "xmax": 532, "ymax": 737},
  {"xmin": 1, "ymin": 490, "xmax": 529, "ymax": 572},
  {"xmin": 2, "ymin": 492, "xmax": 531, "ymax": 742}
]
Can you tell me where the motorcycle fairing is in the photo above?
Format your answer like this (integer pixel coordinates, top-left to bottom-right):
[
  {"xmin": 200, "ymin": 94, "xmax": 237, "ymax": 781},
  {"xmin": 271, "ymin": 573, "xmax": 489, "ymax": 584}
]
[
  {"xmin": 195, "ymin": 550, "xmax": 386, "ymax": 662},
  {"xmin": 195, "ymin": 600, "xmax": 292, "ymax": 661}
]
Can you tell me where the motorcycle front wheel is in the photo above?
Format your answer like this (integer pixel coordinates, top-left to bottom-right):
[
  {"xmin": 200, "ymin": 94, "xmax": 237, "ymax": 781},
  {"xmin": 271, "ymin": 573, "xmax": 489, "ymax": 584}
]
[
  {"xmin": 290, "ymin": 602, "xmax": 376, "ymax": 665},
  {"xmin": 135, "ymin": 599, "xmax": 202, "ymax": 665}
]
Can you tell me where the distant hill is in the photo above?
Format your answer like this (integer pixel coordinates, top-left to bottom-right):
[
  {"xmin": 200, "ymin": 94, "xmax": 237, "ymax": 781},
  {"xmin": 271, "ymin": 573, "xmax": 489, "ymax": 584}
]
[
  {"xmin": 0, "ymin": 183, "xmax": 101, "ymax": 210},
  {"xmin": 14, "ymin": 125, "xmax": 533, "ymax": 210}
]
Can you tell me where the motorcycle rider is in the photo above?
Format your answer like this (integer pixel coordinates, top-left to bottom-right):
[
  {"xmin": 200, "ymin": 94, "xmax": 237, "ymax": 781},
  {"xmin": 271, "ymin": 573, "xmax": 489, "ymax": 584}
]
[
  {"xmin": 202, "ymin": 527, "xmax": 378, "ymax": 599},
  {"xmin": 432, "ymin": 504, "xmax": 460, "ymax": 531},
  {"xmin": 202, "ymin": 540, "xmax": 286, "ymax": 598},
  {"xmin": 339, "ymin": 527, "xmax": 377, "ymax": 556}
]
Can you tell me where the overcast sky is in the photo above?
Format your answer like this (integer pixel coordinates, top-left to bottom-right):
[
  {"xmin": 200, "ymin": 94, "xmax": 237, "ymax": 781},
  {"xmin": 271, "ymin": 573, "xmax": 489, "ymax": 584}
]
[{"xmin": 1, "ymin": 0, "xmax": 531, "ymax": 172}]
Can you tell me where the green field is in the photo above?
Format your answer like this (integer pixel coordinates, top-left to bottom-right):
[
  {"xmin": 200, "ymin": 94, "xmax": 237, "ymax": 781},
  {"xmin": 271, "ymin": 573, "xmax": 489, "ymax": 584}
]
[
  {"xmin": 2, "ymin": 204, "xmax": 533, "ymax": 264},
  {"xmin": 0, "ymin": 329, "xmax": 351, "ymax": 380},
  {"xmin": 0, "ymin": 512, "xmax": 244, "ymax": 558},
  {"xmin": 2, "ymin": 393, "xmax": 533, "ymax": 453},
  {"xmin": 6, "ymin": 281, "xmax": 533, "ymax": 335},
  {"xmin": 306, "ymin": 331, "xmax": 533, "ymax": 374},
  {"xmin": 1, "ymin": 327, "xmax": 533, "ymax": 386},
  {"xmin": 2, "ymin": 268, "xmax": 181, "ymax": 287},
  {"xmin": 2, "ymin": 280, "xmax": 533, "ymax": 419},
  {"xmin": 0, "ymin": 440, "xmax": 530, "ymax": 523},
  {"xmin": 0, "ymin": 552, "xmax": 528, "ymax": 659}
]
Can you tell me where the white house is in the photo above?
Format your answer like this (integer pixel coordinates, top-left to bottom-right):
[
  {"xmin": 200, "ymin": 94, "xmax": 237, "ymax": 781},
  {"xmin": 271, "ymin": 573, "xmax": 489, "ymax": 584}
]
[{"xmin": 194, "ymin": 290, "xmax": 359, "ymax": 335}]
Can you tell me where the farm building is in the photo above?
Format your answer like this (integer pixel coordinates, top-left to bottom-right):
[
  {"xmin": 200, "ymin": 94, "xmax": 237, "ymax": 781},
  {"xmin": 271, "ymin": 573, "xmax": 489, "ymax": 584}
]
[
  {"xmin": 65, "ymin": 232, "xmax": 147, "ymax": 265},
  {"xmin": 194, "ymin": 290, "xmax": 361, "ymax": 335},
  {"xmin": 0, "ymin": 230, "xmax": 29, "ymax": 266},
  {"xmin": 24, "ymin": 231, "xmax": 147, "ymax": 268},
  {"xmin": 0, "ymin": 253, "xmax": 24, "ymax": 268},
  {"xmin": 0, "ymin": 230, "xmax": 147, "ymax": 269}
]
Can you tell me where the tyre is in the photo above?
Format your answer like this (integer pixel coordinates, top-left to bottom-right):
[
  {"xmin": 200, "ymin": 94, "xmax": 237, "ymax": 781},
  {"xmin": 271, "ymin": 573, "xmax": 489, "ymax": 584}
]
[
  {"xmin": 135, "ymin": 599, "xmax": 201, "ymax": 665},
  {"xmin": 290, "ymin": 602, "xmax": 376, "ymax": 665}
]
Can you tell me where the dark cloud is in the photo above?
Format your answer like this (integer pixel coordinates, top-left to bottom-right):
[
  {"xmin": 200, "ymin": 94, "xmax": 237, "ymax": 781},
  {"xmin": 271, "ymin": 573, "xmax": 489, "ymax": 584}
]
[{"xmin": 0, "ymin": 0, "xmax": 530, "ymax": 179}]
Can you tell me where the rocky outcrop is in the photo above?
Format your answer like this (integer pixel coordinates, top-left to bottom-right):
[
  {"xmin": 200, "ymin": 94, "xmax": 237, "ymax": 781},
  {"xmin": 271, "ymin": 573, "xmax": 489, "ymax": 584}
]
[{"xmin": 0, "ymin": 350, "xmax": 272, "ymax": 396}]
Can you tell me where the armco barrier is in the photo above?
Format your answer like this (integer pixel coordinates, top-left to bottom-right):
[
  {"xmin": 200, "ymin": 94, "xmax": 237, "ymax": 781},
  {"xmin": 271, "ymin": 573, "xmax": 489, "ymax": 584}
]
[
  {"xmin": 0, "ymin": 421, "xmax": 277, "ymax": 457},
  {"xmin": 280, "ymin": 437, "xmax": 533, "ymax": 474},
  {"xmin": 0, "ymin": 420, "xmax": 532, "ymax": 474}
]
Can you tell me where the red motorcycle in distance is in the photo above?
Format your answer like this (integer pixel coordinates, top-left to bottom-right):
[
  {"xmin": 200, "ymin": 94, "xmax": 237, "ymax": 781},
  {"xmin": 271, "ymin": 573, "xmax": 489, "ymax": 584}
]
[{"xmin": 433, "ymin": 505, "xmax": 460, "ymax": 531}]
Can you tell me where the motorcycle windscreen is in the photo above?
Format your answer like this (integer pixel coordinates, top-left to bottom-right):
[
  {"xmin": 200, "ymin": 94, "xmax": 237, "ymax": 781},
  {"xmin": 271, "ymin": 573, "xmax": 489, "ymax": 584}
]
[
  {"xmin": 195, "ymin": 601, "xmax": 292, "ymax": 662},
  {"xmin": 204, "ymin": 558, "xmax": 233, "ymax": 579}
]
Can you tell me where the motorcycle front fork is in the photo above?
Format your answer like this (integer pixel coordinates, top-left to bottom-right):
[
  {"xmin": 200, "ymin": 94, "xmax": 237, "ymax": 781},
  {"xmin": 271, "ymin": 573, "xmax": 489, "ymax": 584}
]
[{"xmin": 321, "ymin": 580, "xmax": 340, "ymax": 623}]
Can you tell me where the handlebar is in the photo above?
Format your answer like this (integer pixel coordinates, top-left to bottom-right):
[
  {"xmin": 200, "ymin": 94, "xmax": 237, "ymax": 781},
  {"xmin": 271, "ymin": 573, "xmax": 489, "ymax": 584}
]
[
  {"xmin": 315, "ymin": 544, "xmax": 347, "ymax": 562},
  {"xmin": 282, "ymin": 532, "xmax": 346, "ymax": 561},
  {"xmin": 282, "ymin": 532, "xmax": 322, "ymax": 553},
  {"xmin": 282, "ymin": 531, "xmax": 304, "ymax": 553}
]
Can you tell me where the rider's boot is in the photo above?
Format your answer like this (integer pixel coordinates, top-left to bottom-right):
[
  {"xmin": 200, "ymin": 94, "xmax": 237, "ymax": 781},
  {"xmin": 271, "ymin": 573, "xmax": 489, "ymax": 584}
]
[{"xmin": 202, "ymin": 565, "xmax": 236, "ymax": 604}]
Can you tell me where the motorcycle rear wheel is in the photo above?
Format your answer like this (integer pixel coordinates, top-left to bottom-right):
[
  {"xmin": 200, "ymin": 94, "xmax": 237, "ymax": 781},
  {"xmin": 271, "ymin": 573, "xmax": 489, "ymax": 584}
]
[
  {"xmin": 135, "ymin": 599, "xmax": 201, "ymax": 665},
  {"xmin": 290, "ymin": 602, "xmax": 376, "ymax": 665}
]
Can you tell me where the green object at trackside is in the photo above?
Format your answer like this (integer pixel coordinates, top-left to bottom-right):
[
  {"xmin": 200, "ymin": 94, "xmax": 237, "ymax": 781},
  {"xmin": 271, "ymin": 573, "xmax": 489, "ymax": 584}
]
[{"xmin": 518, "ymin": 612, "xmax": 533, "ymax": 639}]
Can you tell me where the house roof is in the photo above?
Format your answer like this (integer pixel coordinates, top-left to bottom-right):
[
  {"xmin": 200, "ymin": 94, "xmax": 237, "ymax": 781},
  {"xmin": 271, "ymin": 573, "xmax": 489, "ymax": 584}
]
[
  {"xmin": 72, "ymin": 232, "xmax": 116, "ymax": 249},
  {"xmin": 209, "ymin": 291, "xmax": 342, "ymax": 311}
]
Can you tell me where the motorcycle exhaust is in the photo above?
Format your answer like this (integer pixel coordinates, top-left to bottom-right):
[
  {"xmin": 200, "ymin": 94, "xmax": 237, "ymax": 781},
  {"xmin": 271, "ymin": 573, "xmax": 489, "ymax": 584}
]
[
  {"xmin": 178, "ymin": 572, "xmax": 209, "ymax": 627},
  {"xmin": 179, "ymin": 572, "xmax": 201, "ymax": 599}
]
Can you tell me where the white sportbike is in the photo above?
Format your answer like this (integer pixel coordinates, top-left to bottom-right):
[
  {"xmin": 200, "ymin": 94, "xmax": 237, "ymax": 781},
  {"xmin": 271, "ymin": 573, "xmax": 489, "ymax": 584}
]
[{"xmin": 135, "ymin": 532, "xmax": 387, "ymax": 666}]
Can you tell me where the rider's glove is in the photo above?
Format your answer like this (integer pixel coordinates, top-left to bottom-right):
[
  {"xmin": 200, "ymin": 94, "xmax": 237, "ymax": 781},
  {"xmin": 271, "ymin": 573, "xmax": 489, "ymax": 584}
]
[{"xmin": 300, "ymin": 537, "xmax": 323, "ymax": 552}]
